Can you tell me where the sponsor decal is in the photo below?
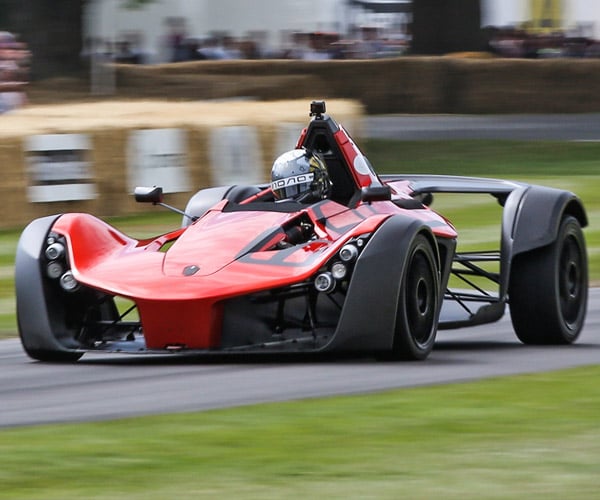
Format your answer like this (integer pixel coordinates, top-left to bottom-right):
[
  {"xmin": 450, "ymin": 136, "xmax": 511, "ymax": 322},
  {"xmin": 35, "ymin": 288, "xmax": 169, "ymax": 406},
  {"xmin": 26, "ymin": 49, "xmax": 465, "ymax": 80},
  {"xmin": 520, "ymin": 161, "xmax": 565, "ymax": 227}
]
[
  {"xmin": 353, "ymin": 154, "xmax": 372, "ymax": 175},
  {"xmin": 271, "ymin": 172, "xmax": 314, "ymax": 191}
]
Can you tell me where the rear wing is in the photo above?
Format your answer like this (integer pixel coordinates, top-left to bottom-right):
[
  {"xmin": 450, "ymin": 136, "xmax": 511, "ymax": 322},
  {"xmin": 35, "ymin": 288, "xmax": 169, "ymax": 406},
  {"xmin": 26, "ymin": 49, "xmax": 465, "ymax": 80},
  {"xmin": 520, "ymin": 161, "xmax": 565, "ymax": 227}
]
[
  {"xmin": 380, "ymin": 174, "xmax": 524, "ymax": 205},
  {"xmin": 381, "ymin": 173, "xmax": 587, "ymax": 329}
]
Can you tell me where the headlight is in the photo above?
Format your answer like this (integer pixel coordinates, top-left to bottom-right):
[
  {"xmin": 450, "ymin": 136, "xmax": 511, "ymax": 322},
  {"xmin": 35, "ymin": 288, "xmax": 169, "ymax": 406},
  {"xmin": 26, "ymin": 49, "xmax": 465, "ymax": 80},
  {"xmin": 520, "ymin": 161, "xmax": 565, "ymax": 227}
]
[
  {"xmin": 59, "ymin": 271, "xmax": 79, "ymax": 292},
  {"xmin": 46, "ymin": 261, "xmax": 64, "ymax": 279},
  {"xmin": 339, "ymin": 243, "xmax": 359, "ymax": 262},
  {"xmin": 45, "ymin": 242, "xmax": 65, "ymax": 260},
  {"xmin": 331, "ymin": 261, "xmax": 347, "ymax": 280},
  {"xmin": 314, "ymin": 272, "xmax": 335, "ymax": 293}
]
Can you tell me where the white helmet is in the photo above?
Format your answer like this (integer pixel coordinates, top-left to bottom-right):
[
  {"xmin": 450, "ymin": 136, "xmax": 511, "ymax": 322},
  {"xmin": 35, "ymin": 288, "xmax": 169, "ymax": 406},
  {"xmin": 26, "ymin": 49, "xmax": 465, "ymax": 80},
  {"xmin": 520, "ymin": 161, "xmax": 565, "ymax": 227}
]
[{"xmin": 270, "ymin": 149, "xmax": 331, "ymax": 203}]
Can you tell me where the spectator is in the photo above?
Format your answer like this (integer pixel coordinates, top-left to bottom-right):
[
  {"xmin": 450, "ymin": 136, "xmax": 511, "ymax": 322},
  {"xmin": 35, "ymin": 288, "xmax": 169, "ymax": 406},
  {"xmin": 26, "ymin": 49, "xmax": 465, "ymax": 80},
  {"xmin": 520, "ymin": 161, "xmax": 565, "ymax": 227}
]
[
  {"xmin": 165, "ymin": 17, "xmax": 188, "ymax": 62},
  {"xmin": 0, "ymin": 31, "xmax": 29, "ymax": 113}
]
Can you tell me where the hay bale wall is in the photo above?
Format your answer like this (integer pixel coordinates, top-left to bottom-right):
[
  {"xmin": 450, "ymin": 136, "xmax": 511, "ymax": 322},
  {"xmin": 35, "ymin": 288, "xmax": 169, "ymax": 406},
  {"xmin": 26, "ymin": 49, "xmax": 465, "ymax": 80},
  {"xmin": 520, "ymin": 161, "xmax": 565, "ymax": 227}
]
[
  {"xmin": 109, "ymin": 57, "xmax": 600, "ymax": 114},
  {"xmin": 0, "ymin": 99, "xmax": 362, "ymax": 229}
]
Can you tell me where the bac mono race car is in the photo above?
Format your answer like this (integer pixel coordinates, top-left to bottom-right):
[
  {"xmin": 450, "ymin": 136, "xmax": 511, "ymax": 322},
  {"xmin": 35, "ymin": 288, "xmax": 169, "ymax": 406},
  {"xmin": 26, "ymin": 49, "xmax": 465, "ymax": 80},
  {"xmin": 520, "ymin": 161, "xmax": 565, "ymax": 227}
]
[{"xmin": 16, "ymin": 101, "xmax": 588, "ymax": 362}]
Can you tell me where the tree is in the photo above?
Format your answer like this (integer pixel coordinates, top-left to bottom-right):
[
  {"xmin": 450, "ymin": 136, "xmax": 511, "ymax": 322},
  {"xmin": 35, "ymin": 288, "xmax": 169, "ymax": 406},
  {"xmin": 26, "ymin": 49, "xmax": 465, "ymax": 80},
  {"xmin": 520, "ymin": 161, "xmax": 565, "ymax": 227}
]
[
  {"xmin": 411, "ymin": 0, "xmax": 484, "ymax": 55},
  {"xmin": 0, "ymin": 0, "xmax": 85, "ymax": 79},
  {"xmin": 0, "ymin": 0, "xmax": 156, "ymax": 80}
]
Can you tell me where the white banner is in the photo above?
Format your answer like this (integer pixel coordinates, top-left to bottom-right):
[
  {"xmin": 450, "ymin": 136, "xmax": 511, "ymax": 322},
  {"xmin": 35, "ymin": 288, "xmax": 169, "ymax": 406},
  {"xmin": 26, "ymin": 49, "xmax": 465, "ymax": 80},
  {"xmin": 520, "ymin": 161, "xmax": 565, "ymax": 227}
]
[
  {"xmin": 209, "ymin": 126, "xmax": 264, "ymax": 186},
  {"xmin": 25, "ymin": 134, "xmax": 96, "ymax": 203},
  {"xmin": 127, "ymin": 128, "xmax": 190, "ymax": 193},
  {"xmin": 275, "ymin": 122, "xmax": 304, "ymax": 158}
]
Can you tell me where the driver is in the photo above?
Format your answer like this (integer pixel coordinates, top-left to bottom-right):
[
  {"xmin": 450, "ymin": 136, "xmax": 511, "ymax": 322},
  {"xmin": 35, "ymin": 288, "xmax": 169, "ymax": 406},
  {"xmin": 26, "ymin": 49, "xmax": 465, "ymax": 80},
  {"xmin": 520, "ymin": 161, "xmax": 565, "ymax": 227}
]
[{"xmin": 270, "ymin": 149, "xmax": 331, "ymax": 203}]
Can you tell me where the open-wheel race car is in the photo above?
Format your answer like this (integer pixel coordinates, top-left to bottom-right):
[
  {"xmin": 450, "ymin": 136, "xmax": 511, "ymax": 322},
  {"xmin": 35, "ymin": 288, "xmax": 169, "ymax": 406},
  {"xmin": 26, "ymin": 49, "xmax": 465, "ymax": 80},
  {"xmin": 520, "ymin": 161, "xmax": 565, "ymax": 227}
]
[{"xmin": 15, "ymin": 101, "xmax": 588, "ymax": 362}]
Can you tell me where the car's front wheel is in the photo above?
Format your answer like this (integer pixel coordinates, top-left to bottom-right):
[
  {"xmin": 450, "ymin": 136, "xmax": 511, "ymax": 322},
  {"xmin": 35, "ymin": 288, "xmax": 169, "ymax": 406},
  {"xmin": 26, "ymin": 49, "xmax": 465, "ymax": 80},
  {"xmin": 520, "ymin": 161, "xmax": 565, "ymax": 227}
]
[
  {"xmin": 509, "ymin": 215, "xmax": 588, "ymax": 344},
  {"xmin": 392, "ymin": 234, "xmax": 440, "ymax": 360},
  {"xmin": 19, "ymin": 344, "xmax": 83, "ymax": 363}
]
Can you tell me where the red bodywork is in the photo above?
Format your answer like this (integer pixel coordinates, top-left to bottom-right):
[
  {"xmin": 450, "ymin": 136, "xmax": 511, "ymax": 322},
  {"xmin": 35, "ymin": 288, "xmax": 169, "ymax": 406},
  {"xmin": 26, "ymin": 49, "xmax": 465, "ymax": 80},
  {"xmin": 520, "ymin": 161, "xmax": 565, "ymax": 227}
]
[
  {"xmin": 53, "ymin": 205, "xmax": 453, "ymax": 349},
  {"xmin": 51, "ymin": 121, "xmax": 456, "ymax": 350}
]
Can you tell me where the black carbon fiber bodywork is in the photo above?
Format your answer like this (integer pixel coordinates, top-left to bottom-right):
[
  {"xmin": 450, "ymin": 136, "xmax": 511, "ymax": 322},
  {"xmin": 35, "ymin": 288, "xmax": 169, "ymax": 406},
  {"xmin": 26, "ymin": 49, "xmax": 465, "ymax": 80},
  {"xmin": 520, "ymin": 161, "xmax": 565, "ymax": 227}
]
[
  {"xmin": 15, "ymin": 216, "xmax": 67, "ymax": 353},
  {"xmin": 501, "ymin": 184, "xmax": 587, "ymax": 298},
  {"xmin": 326, "ymin": 214, "xmax": 453, "ymax": 352}
]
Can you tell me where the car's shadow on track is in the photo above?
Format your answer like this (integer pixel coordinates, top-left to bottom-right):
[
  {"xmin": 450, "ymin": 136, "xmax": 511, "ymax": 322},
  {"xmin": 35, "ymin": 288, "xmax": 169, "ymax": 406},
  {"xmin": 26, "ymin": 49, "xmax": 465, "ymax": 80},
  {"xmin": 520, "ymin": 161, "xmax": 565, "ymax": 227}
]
[
  {"xmin": 77, "ymin": 351, "xmax": 381, "ymax": 366},
  {"xmin": 72, "ymin": 339, "xmax": 592, "ymax": 366},
  {"xmin": 435, "ymin": 340, "xmax": 598, "ymax": 351}
]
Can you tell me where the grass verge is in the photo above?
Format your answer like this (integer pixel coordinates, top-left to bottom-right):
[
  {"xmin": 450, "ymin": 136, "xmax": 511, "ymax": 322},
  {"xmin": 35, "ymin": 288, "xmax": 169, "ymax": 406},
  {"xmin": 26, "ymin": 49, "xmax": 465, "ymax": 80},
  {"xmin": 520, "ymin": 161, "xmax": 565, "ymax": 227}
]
[
  {"xmin": 1, "ymin": 365, "xmax": 599, "ymax": 499},
  {"xmin": 365, "ymin": 138, "xmax": 600, "ymax": 281}
]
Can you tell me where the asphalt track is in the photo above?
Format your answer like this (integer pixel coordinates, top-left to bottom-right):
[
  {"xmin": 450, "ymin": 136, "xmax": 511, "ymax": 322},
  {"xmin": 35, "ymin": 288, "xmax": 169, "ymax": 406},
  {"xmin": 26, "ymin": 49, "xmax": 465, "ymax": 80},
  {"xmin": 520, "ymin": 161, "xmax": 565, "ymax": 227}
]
[
  {"xmin": 2, "ymin": 114, "xmax": 599, "ymax": 428},
  {"xmin": 363, "ymin": 113, "xmax": 600, "ymax": 141},
  {"xmin": 1, "ymin": 288, "xmax": 598, "ymax": 428}
]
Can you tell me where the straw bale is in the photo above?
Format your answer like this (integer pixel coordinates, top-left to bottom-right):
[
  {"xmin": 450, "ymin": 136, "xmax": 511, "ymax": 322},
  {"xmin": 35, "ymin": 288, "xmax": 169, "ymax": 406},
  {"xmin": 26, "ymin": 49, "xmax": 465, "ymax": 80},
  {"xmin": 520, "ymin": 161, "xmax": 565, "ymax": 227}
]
[
  {"xmin": 444, "ymin": 57, "xmax": 600, "ymax": 114},
  {"xmin": 0, "ymin": 99, "xmax": 362, "ymax": 227},
  {"xmin": 186, "ymin": 126, "xmax": 212, "ymax": 190},
  {"xmin": 0, "ymin": 99, "xmax": 361, "ymax": 139},
  {"xmin": 0, "ymin": 138, "xmax": 28, "ymax": 227},
  {"xmin": 90, "ymin": 129, "xmax": 128, "ymax": 216},
  {"xmin": 28, "ymin": 57, "xmax": 600, "ymax": 114}
]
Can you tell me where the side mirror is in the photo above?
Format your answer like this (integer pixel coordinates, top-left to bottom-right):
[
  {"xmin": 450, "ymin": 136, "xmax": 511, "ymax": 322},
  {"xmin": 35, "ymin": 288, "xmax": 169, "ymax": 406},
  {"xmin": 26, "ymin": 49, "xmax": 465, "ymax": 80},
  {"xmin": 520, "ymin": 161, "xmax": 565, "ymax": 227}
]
[
  {"xmin": 134, "ymin": 186, "xmax": 163, "ymax": 204},
  {"xmin": 360, "ymin": 185, "xmax": 392, "ymax": 203}
]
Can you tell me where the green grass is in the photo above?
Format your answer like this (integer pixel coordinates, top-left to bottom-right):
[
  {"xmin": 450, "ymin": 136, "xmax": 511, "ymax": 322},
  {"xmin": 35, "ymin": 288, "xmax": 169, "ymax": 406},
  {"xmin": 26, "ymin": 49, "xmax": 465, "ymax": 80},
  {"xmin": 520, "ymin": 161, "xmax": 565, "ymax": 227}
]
[
  {"xmin": 1, "ymin": 365, "xmax": 599, "ymax": 499},
  {"xmin": 365, "ymin": 139, "xmax": 600, "ymax": 281},
  {"xmin": 363, "ymin": 139, "xmax": 600, "ymax": 177}
]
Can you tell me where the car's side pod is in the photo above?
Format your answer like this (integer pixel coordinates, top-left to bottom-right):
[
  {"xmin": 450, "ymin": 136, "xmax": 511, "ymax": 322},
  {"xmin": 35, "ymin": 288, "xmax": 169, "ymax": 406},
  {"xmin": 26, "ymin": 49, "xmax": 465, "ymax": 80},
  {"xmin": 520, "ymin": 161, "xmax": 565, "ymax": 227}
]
[
  {"xmin": 324, "ymin": 214, "xmax": 451, "ymax": 354},
  {"xmin": 500, "ymin": 184, "xmax": 588, "ymax": 298}
]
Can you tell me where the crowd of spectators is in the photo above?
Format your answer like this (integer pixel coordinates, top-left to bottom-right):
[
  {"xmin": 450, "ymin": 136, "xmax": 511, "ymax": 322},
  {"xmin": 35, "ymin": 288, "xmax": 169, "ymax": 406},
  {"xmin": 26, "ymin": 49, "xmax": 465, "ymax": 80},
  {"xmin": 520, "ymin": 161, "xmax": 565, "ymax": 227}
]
[
  {"xmin": 6, "ymin": 21, "xmax": 600, "ymax": 113},
  {"xmin": 83, "ymin": 26, "xmax": 410, "ymax": 66},
  {"xmin": 167, "ymin": 27, "xmax": 409, "ymax": 62},
  {"xmin": 0, "ymin": 31, "xmax": 29, "ymax": 113},
  {"xmin": 486, "ymin": 26, "xmax": 600, "ymax": 59},
  {"xmin": 87, "ymin": 25, "xmax": 600, "ymax": 65}
]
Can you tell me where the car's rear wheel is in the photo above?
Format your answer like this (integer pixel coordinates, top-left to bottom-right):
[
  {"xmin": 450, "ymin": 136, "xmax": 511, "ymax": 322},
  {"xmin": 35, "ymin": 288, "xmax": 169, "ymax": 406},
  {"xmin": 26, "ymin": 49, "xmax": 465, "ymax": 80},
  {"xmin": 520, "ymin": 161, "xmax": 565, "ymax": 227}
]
[
  {"xmin": 509, "ymin": 215, "xmax": 588, "ymax": 344},
  {"xmin": 392, "ymin": 234, "xmax": 439, "ymax": 360}
]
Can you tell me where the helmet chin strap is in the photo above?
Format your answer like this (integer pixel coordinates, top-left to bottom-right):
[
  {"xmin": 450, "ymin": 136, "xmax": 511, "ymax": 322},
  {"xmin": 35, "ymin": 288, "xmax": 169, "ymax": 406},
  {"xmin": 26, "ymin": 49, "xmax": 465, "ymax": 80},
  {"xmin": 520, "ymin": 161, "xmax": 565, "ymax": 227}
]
[{"xmin": 296, "ymin": 190, "xmax": 314, "ymax": 203}]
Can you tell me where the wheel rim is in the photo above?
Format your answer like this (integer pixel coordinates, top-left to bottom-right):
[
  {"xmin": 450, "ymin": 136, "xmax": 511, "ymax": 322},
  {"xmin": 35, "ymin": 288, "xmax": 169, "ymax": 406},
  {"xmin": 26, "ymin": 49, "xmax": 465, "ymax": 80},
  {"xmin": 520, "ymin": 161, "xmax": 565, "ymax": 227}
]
[
  {"xmin": 405, "ymin": 249, "xmax": 436, "ymax": 346},
  {"xmin": 558, "ymin": 234, "xmax": 585, "ymax": 327}
]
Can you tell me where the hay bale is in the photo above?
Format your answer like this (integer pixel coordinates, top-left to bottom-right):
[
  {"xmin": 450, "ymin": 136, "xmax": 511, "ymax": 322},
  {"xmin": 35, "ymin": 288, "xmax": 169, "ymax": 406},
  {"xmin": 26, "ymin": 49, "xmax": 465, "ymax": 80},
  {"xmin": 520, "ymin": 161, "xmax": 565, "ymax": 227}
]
[
  {"xmin": 31, "ymin": 58, "xmax": 600, "ymax": 114},
  {"xmin": 448, "ymin": 58, "xmax": 600, "ymax": 113},
  {"xmin": 0, "ymin": 99, "xmax": 363, "ymax": 228},
  {"xmin": 0, "ymin": 138, "xmax": 29, "ymax": 227},
  {"xmin": 1, "ymin": 98, "xmax": 360, "ymax": 136},
  {"xmin": 91, "ymin": 129, "xmax": 128, "ymax": 215},
  {"xmin": 186, "ymin": 126, "xmax": 212, "ymax": 189}
]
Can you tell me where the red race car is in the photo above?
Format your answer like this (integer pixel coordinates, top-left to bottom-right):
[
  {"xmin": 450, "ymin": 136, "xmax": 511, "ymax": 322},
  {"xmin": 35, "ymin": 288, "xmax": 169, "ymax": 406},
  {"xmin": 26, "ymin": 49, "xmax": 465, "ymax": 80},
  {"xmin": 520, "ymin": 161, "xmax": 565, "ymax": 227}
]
[{"xmin": 16, "ymin": 101, "xmax": 588, "ymax": 362}]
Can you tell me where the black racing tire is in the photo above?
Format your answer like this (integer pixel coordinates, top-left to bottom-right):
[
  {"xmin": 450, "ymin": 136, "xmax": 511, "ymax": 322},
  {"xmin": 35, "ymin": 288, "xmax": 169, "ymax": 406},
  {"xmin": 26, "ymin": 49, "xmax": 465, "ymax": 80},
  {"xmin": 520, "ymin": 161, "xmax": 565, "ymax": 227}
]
[
  {"xmin": 21, "ymin": 347, "xmax": 83, "ymax": 363},
  {"xmin": 18, "ymin": 317, "xmax": 83, "ymax": 362},
  {"xmin": 509, "ymin": 215, "xmax": 588, "ymax": 345},
  {"xmin": 391, "ymin": 234, "xmax": 440, "ymax": 360}
]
